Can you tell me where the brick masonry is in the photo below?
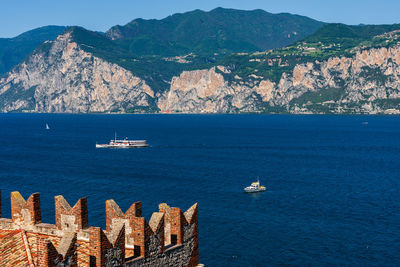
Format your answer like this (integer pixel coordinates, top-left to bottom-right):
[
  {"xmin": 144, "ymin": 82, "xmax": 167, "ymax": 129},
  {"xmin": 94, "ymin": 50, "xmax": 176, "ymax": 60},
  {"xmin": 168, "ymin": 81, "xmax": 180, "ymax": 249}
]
[{"xmin": 0, "ymin": 190, "xmax": 199, "ymax": 267}]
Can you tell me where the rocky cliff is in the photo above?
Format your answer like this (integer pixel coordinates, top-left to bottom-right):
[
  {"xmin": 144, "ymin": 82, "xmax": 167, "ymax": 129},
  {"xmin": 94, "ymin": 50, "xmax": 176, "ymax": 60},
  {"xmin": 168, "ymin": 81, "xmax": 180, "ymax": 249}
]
[
  {"xmin": 158, "ymin": 45, "xmax": 400, "ymax": 114},
  {"xmin": 157, "ymin": 66, "xmax": 280, "ymax": 113},
  {"xmin": 0, "ymin": 31, "xmax": 155, "ymax": 113},
  {"xmin": 273, "ymin": 46, "xmax": 400, "ymax": 114},
  {"xmin": 2, "ymin": 29, "xmax": 400, "ymax": 114},
  {"xmin": 158, "ymin": 67, "xmax": 267, "ymax": 113}
]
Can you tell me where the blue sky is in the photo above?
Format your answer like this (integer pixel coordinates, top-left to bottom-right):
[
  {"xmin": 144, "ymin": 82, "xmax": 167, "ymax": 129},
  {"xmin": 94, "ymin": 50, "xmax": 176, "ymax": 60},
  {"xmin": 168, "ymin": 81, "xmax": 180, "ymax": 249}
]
[{"xmin": 1, "ymin": 0, "xmax": 400, "ymax": 38}]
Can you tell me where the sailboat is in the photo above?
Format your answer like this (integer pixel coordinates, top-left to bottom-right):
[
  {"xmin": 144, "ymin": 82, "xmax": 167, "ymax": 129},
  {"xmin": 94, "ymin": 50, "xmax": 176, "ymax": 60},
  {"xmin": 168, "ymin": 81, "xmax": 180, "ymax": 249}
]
[{"xmin": 45, "ymin": 123, "xmax": 50, "ymax": 130}]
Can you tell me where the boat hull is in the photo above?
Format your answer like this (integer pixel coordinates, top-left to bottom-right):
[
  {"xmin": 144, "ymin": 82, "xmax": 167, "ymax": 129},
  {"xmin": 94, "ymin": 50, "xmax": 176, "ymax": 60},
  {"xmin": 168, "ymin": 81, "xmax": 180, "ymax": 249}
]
[
  {"xmin": 96, "ymin": 143, "xmax": 149, "ymax": 148},
  {"xmin": 96, "ymin": 134, "xmax": 149, "ymax": 148},
  {"xmin": 244, "ymin": 188, "xmax": 266, "ymax": 193}
]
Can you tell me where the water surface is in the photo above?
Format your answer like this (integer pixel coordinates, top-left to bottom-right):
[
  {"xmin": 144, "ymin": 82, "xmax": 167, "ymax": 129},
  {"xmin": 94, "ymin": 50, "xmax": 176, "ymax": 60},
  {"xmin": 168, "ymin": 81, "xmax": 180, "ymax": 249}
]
[{"xmin": 0, "ymin": 114, "xmax": 399, "ymax": 266}]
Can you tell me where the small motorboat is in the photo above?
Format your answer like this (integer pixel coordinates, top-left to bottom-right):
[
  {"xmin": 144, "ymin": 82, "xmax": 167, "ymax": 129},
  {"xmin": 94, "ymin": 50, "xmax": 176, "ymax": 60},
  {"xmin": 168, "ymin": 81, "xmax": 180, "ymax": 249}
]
[{"xmin": 244, "ymin": 180, "xmax": 266, "ymax": 193}]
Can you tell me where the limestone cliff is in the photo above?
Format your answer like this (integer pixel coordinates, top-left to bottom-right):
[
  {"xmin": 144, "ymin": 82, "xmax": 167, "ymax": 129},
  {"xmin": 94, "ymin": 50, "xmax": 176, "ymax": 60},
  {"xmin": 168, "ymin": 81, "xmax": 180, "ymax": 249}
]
[
  {"xmin": 158, "ymin": 46, "xmax": 400, "ymax": 114},
  {"xmin": 2, "ymin": 30, "xmax": 400, "ymax": 114},
  {"xmin": 0, "ymin": 31, "xmax": 155, "ymax": 113},
  {"xmin": 273, "ymin": 46, "xmax": 400, "ymax": 114},
  {"xmin": 158, "ymin": 67, "xmax": 266, "ymax": 113}
]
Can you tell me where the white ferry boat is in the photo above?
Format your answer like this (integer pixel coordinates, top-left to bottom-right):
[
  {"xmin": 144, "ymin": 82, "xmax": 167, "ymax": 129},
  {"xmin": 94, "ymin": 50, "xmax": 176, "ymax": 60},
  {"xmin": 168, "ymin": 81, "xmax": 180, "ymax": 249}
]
[
  {"xmin": 244, "ymin": 180, "xmax": 266, "ymax": 193},
  {"xmin": 96, "ymin": 134, "xmax": 149, "ymax": 148}
]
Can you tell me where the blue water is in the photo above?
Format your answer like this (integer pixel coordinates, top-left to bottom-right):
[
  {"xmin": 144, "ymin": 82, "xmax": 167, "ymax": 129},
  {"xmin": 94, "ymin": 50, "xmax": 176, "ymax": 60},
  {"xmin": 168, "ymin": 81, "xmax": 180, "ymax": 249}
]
[{"xmin": 0, "ymin": 114, "xmax": 399, "ymax": 266}]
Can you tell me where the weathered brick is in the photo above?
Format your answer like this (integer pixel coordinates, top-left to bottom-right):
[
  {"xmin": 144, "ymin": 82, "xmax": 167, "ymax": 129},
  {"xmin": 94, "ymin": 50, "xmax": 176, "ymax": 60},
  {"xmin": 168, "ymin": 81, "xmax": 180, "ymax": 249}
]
[
  {"xmin": 11, "ymin": 191, "xmax": 41, "ymax": 225},
  {"xmin": 54, "ymin": 195, "xmax": 88, "ymax": 231},
  {"xmin": 0, "ymin": 190, "xmax": 199, "ymax": 267}
]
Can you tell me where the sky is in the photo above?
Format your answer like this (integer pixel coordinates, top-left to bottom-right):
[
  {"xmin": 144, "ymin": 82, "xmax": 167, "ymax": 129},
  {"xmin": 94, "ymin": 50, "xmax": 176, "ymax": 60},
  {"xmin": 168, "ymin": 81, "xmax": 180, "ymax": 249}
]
[{"xmin": 1, "ymin": 0, "xmax": 400, "ymax": 38}]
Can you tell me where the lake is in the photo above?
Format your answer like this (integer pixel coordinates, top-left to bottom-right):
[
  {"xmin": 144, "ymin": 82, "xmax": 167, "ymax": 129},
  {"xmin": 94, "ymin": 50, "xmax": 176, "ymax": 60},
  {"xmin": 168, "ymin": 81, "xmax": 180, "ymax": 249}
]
[{"xmin": 0, "ymin": 114, "xmax": 399, "ymax": 266}]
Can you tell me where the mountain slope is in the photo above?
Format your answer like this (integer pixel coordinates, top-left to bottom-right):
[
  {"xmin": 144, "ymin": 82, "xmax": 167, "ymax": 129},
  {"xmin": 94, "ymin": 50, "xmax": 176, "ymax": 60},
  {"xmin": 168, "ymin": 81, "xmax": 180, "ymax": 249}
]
[
  {"xmin": 2, "ymin": 13, "xmax": 400, "ymax": 114},
  {"xmin": 158, "ymin": 44, "xmax": 400, "ymax": 114},
  {"xmin": 215, "ymin": 23, "xmax": 400, "ymax": 85},
  {"xmin": 70, "ymin": 26, "xmax": 216, "ymax": 92},
  {"xmin": 0, "ymin": 26, "xmax": 66, "ymax": 75},
  {"xmin": 0, "ymin": 28, "xmax": 155, "ymax": 113},
  {"xmin": 158, "ymin": 24, "xmax": 400, "ymax": 114},
  {"xmin": 106, "ymin": 7, "xmax": 324, "ymax": 56}
]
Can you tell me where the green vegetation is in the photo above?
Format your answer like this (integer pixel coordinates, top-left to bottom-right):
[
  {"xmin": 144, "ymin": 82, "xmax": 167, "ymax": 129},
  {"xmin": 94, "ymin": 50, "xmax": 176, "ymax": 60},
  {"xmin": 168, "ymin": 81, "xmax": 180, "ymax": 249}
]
[
  {"xmin": 260, "ymin": 103, "xmax": 289, "ymax": 114},
  {"xmin": 0, "ymin": 83, "xmax": 36, "ymax": 111},
  {"xmin": 4, "ymin": 12, "xmax": 400, "ymax": 114},
  {"xmin": 69, "ymin": 21, "xmax": 400, "ymax": 104},
  {"xmin": 359, "ymin": 66, "xmax": 388, "ymax": 85},
  {"xmin": 106, "ymin": 7, "xmax": 324, "ymax": 57},
  {"xmin": 215, "ymin": 23, "xmax": 400, "ymax": 85},
  {"xmin": 70, "ymin": 27, "xmax": 218, "ymax": 92},
  {"xmin": 372, "ymin": 98, "xmax": 400, "ymax": 109},
  {"xmin": 291, "ymin": 87, "xmax": 345, "ymax": 105},
  {"xmin": 0, "ymin": 26, "xmax": 66, "ymax": 75},
  {"xmin": 125, "ymin": 105, "xmax": 159, "ymax": 113}
]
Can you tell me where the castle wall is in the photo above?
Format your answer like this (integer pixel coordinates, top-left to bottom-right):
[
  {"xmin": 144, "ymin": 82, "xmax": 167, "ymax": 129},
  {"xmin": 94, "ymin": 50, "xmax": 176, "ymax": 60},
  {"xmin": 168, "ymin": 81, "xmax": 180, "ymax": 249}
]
[
  {"xmin": 0, "ymin": 190, "xmax": 199, "ymax": 267},
  {"xmin": 125, "ymin": 223, "xmax": 197, "ymax": 267}
]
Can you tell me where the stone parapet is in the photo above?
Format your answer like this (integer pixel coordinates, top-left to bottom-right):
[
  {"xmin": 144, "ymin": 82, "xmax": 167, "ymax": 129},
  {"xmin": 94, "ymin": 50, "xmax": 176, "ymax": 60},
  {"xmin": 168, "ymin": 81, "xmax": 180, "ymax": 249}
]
[{"xmin": 0, "ymin": 189, "xmax": 199, "ymax": 267}]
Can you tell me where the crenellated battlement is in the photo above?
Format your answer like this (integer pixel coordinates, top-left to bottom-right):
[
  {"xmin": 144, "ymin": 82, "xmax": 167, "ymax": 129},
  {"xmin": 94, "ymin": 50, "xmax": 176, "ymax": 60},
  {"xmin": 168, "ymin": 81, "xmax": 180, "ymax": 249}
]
[
  {"xmin": 55, "ymin": 195, "xmax": 89, "ymax": 231},
  {"xmin": 11, "ymin": 191, "xmax": 41, "ymax": 226},
  {"xmin": 0, "ymin": 190, "xmax": 199, "ymax": 267},
  {"xmin": 89, "ymin": 225, "xmax": 126, "ymax": 266}
]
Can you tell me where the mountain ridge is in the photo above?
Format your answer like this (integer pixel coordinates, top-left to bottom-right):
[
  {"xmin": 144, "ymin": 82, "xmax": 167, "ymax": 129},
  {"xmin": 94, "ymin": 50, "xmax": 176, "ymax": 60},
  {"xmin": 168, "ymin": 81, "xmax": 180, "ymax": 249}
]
[
  {"xmin": 1, "ymin": 9, "xmax": 400, "ymax": 114},
  {"xmin": 0, "ymin": 25, "xmax": 66, "ymax": 75},
  {"xmin": 0, "ymin": 30, "xmax": 155, "ymax": 113},
  {"xmin": 105, "ymin": 7, "xmax": 324, "ymax": 56}
]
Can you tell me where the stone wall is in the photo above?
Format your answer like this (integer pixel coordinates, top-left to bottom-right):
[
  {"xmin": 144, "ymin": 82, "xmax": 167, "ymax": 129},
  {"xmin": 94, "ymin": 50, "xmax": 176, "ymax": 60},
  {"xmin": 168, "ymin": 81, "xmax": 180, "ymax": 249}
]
[
  {"xmin": 0, "ymin": 190, "xmax": 199, "ymax": 267},
  {"xmin": 125, "ymin": 223, "xmax": 197, "ymax": 267}
]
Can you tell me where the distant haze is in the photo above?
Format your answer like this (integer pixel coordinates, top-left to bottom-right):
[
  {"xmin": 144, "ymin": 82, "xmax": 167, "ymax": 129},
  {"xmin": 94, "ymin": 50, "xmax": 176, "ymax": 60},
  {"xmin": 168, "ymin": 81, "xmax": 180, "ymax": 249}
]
[{"xmin": 1, "ymin": 0, "xmax": 400, "ymax": 38}]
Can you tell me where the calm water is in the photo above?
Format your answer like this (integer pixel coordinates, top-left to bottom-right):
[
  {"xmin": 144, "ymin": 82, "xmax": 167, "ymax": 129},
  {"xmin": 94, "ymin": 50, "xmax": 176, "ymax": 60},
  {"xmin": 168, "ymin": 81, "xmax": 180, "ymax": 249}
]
[{"xmin": 0, "ymin": 114, "xmax": 399, "ymax": 266}]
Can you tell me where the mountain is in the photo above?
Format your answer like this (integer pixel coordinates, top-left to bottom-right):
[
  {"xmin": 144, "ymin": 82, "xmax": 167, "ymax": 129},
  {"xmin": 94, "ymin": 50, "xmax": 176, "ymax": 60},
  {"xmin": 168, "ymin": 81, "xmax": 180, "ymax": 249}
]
[
  {"xmin": 158, "ymin": 24, "xmax": 400, "ymax": 114},
  {"xmin": 0, "ymin": 26, "xmax": 66, "ymax": 75},
  {"xmin": 106, "ymin": 7, "xmax": 325, "ymax": 56},
  {"xmin": 1, "ymin": 11, "xmax": 400, "ymax": 114},
  {"xmin": 0, "ymin": 28, "xmax": 155, "ymax": 113},
  {"xmin": 69, "ymin": 26, "xmax": 215, "ymax": 92},
  {"xmin": 0, "ymin": 8, "xmax": 324, "ymax": 91}
]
